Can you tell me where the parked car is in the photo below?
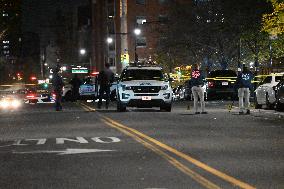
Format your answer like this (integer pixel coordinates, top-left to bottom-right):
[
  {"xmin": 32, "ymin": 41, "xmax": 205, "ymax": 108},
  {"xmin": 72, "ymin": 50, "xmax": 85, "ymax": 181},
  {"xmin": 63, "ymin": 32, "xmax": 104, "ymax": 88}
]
[
  {"xmin": 24, "ymin": 84, "xmax": 55, "ymax": 104},
  {"xmin": 173, "ymin": 85, "xmax": 184, "ymax": 101},
  {"xmin": 275, "ymin": 78, "xmax": 284, "ymax": 111},
  {"xmin": 62, "ymin": 76, "xmax": 118, "ymax": 102},
  {"xmin": 206, "ymin": 70, "xmax": 237, "ymax": 100},
  {"xmin": 254, "ymin": 73, "xmax": 284, "ymax": 109}
]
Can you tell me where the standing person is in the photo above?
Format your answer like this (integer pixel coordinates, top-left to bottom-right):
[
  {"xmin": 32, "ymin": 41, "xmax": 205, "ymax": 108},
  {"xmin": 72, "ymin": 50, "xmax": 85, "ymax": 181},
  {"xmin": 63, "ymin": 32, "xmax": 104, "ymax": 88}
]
[
  {"xmin": 51, "ymin": 65, "xmax": 64, "ymax": 111},
  {"xmin": 190, "ymin": 63, "xmax": 207, "ymax": 114},
  {"xmin": 235, "ymin": 66, "xmax": 254, "ymax": 114},
  {"xmin": 97, "ymin": 63, "xmax": 114, "ymax": 109},
  {"xmin": 69, "ymin": 74, "xmax": 82, "ymax": 101}
]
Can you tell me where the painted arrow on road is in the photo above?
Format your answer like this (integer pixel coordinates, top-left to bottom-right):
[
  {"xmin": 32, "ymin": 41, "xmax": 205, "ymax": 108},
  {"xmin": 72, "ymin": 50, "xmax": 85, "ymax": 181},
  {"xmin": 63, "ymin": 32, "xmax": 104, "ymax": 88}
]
[{"xmin": 13, "ymin": 148, "xmax": 116, "ymax": 155}]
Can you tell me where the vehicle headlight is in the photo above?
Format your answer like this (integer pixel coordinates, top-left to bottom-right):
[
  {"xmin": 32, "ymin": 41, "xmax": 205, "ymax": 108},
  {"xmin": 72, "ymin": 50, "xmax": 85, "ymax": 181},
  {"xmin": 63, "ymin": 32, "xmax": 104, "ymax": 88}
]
[
  {"xmin": 121, "ymin": 85, "xmax": 131, "ymax": 91},
  {"xmin": 0, "ymin": 100, "xmax": 9, "ymax": 108},
  {"xmin": 161, "ymin": 85, "xmax": 168, "ymax": 90},
  {"xmin": 11, "ymin": 100, "xmax": 21, "ymax": 108}
]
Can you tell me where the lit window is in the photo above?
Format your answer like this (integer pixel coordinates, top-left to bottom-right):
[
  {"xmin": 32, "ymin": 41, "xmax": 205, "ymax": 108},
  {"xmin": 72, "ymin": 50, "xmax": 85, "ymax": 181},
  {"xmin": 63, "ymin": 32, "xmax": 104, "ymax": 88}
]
[
  {"xmin": 136, "ymin": 16, "xmax": 147, "ymax": 25},
  {"xmin": 136, "ymin": 37, "xmax": 146, "ymax": 47},
  {"xmin": 136, "ymin": 0, "xmax": 145, "ymax": 5},
  {"xmin": 158, "ymin": 15, "xmax": 168, "ymax": 23}
]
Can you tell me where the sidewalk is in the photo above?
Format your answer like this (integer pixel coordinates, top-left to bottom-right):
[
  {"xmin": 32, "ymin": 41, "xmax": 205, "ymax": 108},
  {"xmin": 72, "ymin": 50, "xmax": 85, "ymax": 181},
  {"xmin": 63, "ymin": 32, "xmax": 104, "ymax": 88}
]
[{"xmin": 173, "ymin": 100, "xmax": 284, "ymax": 120}]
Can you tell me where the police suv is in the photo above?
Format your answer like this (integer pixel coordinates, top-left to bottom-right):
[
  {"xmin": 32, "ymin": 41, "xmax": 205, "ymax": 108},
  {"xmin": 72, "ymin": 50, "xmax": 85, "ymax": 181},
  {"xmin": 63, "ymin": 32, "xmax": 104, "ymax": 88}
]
[{"xmin": 116, "ymin": 65, "xmax": 173, "ymax": 112}]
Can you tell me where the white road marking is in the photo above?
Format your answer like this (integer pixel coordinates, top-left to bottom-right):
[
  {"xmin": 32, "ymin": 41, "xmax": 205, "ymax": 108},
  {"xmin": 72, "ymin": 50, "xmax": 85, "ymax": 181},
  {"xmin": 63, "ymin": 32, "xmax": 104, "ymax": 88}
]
[
  {"xmin": 91, "ymin": 137, "xmax": 121, "ymax": 143},
  {"xmin": 56, "ymin": 137, "xmax": 89, "ymax": 144},
  {"xmin": 0, "ymin": 137, "xmax": 122, "ymax": 147},
  {"xmin": 25, "ymin": 138, "xmax": 47, "ymax": 145},
  {"xmin": 13, "ymin": 148, "xmax": 116, "ymax": 155}
]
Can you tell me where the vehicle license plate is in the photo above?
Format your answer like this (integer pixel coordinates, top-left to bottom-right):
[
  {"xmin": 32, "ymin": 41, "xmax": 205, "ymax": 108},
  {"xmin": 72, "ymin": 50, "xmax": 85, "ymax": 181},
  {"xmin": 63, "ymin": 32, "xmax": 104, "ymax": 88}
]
[
  {"xmin": 222, "ymin": 82, "xmax": 229, "ymax": 86},
  {"xmin": 142, "ymin": 96, "xmax": 151, "ymax": 101}
]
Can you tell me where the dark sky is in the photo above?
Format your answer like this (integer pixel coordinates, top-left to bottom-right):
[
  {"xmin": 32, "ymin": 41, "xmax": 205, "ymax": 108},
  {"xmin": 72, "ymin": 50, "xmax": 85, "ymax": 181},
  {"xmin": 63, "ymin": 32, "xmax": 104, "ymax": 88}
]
[{"xmin": 21, "ymin": 0, "xmax": 89, "ymax": 45}]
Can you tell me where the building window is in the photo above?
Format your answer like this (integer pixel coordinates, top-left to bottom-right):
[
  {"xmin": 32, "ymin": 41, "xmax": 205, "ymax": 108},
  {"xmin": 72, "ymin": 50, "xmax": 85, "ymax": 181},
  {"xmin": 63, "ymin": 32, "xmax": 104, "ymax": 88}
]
[
  {"xmin": 136, "ymin": 37, "xmax": 146, "ymax": 47},
  {"xmin": 158, "ymin": 14, "xmax": 168, "ymax": 23},
  {"xmin": 159, "ymin": 0, "xmax": 171, "ymax": 5},
  {"xmin": 136, "ymin": 16, "xmax": 147, "ymax": 25},
  {"xmin": 136, "ymin": 0, "xmax": 145, "ymax": 5}
]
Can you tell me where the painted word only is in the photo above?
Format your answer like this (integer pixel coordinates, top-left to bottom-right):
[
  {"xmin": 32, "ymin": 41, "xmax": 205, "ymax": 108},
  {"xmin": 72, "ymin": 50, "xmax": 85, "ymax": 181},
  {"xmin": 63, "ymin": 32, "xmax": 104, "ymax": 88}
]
[{"xmin": 1, "ymin": 137, "xmax": 121, "ymax": 147}]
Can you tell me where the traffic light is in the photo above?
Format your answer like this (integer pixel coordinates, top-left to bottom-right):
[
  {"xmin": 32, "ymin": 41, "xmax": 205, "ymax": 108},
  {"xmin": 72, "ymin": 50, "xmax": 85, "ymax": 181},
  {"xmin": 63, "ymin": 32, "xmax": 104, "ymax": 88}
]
[{"xmin": 43, "ymin": 83, "xmax": 48, "ymax": 89}]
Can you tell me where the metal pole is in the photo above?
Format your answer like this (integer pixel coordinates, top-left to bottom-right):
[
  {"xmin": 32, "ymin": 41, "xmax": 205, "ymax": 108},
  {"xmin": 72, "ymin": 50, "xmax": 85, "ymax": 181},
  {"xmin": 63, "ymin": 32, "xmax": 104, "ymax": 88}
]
[{"xmin": 134, "ymin": 36, "xmax": 138, "ymax": 63}]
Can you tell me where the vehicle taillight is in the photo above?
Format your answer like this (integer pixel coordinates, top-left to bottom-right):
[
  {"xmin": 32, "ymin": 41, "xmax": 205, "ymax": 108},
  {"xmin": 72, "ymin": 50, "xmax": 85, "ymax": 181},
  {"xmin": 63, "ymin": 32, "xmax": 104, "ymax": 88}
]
[
  {"xmin": 26, "ymin": 94, "xmax": 35, "ymax": 98},
  {"xmin": 52, "ymin": 93, "xmax": 56, "ymax": 98},
  {"xmin": 208, "ymin": 81, "xmax": 214, "ymax": 88}
]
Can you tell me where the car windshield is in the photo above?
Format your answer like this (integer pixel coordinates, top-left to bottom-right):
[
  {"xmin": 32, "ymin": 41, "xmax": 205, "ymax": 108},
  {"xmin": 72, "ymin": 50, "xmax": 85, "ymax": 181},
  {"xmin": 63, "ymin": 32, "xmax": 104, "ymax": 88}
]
[
  {"xmin": 275, "ymin": 76, "xmax": 283, "ymax": 82},
  {"xmin": 262, "ymin": 76, "xmax": 272, "ymax": 84},
  {"xmin": 121, "ymin": 69, "xmax": 164, "ymax": 81}
]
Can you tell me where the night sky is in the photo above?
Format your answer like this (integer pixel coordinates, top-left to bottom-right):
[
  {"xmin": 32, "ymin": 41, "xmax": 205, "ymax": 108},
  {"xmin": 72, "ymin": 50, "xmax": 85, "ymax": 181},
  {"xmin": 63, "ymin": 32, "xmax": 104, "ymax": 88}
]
[{"xmin": 21, "ymin": 0, "xmax": 89, "ymax": 46}]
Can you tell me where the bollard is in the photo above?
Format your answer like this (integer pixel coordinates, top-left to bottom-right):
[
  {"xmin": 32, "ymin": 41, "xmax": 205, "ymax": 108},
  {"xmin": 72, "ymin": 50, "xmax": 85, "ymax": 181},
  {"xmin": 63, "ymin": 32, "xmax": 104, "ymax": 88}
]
[
  {"xmin": 227, "ymin": 104, "xmax": 233, "ymax": 112},
  {"xmin": 187, "ymin": 104, "xmax": 190, "ymax": 110}
]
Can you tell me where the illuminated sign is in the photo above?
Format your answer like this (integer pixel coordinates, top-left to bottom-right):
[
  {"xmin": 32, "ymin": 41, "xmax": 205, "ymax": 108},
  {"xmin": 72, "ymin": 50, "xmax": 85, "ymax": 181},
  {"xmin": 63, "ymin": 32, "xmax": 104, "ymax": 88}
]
[{"xmin": 72, "ymin": 67, "xmax": 88, "ymax": 74}]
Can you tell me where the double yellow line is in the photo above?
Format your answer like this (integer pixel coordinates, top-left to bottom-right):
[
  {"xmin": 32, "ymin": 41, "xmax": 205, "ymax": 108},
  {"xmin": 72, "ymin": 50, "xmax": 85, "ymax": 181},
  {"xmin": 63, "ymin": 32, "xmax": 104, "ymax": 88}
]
[{"xmin": 80, "ymin": 103, "xmax": 256, "ymax": 189}]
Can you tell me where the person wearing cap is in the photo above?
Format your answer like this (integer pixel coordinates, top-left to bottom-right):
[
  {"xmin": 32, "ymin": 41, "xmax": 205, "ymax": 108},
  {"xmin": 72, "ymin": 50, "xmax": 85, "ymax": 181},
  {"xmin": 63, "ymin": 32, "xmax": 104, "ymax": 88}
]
[
  {"xmin": 190, "ymin": 63, "xmax": 207, "ymax": 114},
  {"xmin": 51, "ymin": 65, "xmax": 64, "ymax": 111},
  {"xmin": 235, "ymin": 66, "xmax": 254, "ymax": 114}
]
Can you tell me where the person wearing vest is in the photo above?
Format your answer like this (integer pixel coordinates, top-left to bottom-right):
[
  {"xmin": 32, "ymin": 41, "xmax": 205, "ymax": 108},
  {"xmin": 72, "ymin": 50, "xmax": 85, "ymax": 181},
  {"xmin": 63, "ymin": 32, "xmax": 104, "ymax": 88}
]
[
  {"xmin": 97, "ymin": 63, "xmax": 114, "ymax": 109},
  {"xmin": 190, "ymin": 63, "xmax": 207, "ymax": 114},
  {"xmin": 235, "ymin": 66, "xmax": 254, "ymax": 114}
]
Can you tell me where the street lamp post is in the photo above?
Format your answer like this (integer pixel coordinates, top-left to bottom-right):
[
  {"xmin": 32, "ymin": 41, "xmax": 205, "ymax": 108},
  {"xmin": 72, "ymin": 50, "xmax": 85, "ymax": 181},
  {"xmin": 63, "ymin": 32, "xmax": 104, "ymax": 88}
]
[{"xmin": 134, "ymin": 28, "xmax": 141, "ymax": 63}]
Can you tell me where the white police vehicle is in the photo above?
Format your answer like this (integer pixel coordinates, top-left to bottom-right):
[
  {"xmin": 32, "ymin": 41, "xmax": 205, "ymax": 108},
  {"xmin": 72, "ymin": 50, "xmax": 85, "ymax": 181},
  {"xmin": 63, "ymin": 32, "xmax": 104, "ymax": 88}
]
[
  {"xmin": 254, "ymin": 72, "xmax": 284, "ymax": 109},
  {"xmin": 116, "ymin": 66, "xmax": 173, "ymax": 112},
  {"xmin": 62, "ymin": 76, "xmax": 117, "ymax": 101}
]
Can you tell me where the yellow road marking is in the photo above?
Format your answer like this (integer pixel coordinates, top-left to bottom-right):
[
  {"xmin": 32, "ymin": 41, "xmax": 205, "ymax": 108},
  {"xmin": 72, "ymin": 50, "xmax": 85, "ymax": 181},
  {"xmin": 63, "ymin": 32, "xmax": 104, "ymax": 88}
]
[
  {"xmin": 102, "ymin": 119, "xmax": 221, "ymax": 189},
  {"xmin": 79, "ymin": 102, "xmax": 256, "ymax": 189},
  {"xmin": 103, "ymin": 117, "xmax": 256, "ymax": 189},
  {"xmin": 79, "ymin": 102, "xmax": 96, "ymax": 111}
]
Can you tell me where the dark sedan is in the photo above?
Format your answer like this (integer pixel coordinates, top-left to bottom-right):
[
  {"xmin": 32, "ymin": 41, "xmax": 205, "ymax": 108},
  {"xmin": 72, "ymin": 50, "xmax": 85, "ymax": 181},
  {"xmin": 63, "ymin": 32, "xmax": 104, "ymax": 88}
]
[{"xmin": 206, "ymin": 70, "xmax": 237, "ymax": 100}]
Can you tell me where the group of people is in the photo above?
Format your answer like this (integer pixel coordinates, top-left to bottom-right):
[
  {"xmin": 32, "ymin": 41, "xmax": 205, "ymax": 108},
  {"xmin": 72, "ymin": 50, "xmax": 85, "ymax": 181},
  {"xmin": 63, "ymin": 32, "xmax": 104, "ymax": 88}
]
[
  {"xmin": 190, "ymin": 63, "xmax": 254, "ymax": 115},
  {"xmin": 51, "ymin": 63, "xmax": 114, "ymax": 111},
  {"xmin": 51, "ymin": 62, "xmax": 253, "ymax": 114}
]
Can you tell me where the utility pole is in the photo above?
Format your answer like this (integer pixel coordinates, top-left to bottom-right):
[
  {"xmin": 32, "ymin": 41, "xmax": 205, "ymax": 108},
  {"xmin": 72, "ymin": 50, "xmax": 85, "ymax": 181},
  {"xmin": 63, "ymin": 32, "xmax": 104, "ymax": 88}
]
[{"xmin": 120, "ymin": 0, "xmax": 128, "ymax": 69}]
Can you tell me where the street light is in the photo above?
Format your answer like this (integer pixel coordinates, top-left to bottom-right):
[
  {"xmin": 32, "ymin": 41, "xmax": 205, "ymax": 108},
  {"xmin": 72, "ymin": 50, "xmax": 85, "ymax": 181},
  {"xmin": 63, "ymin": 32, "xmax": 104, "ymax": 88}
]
[
  {"xmin": 80, "ymin": 48, "xmax": 86, "ymax": 55},
  {"xmin": 133, "ymin": 28, "xmax": 141, "ymax": 63},
  {"xmin": 107, "ymin": 37, "xmax": 113, "ymax": 44}
]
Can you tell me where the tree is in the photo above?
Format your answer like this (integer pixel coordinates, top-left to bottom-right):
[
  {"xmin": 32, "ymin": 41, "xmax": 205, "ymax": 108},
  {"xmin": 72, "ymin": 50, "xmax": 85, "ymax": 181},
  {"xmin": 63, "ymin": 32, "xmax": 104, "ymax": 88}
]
[
  {"xmin": 262, "ymin": 0, "xmax": 284, "ymax": 36},
  {"xmin": 158, "ymin": 0, "xmax": 272, "ymax": 71},
  {"xmin": 0, "ymin": 0, "xmax": 21, "ymax": 40}
]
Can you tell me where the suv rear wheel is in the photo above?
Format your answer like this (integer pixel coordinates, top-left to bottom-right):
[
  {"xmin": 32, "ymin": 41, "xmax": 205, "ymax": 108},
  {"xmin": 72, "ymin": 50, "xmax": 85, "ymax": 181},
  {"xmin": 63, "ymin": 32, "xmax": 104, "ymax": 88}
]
[
  {"xmin": 265, "ymin": 93, "xmax": 274, "ymax": 110},
  {"xmin": 254, "ymin": 95, "xmax": 262, "ymax": 109}
]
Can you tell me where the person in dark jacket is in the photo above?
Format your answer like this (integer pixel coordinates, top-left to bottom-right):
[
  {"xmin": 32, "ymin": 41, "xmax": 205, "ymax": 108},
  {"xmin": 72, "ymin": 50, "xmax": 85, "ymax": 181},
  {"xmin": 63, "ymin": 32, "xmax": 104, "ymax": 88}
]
[
  {"xmin": 69, "ymin": 74, "xmax": 82, "ymax": 101},
  {"xmin": 97, "ymin": 63, "xmax": 114, "ymax": 109},
  {"xmin": 235, "ymin": 66, "xmax": 254, "ymax": 114},
  {"xmin": 51, "ymin": 65, "xmax": 64, "ymax": 111},
  {"xmin": 190, "ymin": 63, "xmax": 207, "ymax": 114}
]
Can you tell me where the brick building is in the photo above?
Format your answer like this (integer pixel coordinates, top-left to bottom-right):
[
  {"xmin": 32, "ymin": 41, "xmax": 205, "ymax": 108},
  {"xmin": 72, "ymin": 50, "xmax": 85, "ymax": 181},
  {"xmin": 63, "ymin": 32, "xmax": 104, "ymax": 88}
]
[{"xmin": 91, "ymin": 0, "xmax": 190, "ymax": 74}]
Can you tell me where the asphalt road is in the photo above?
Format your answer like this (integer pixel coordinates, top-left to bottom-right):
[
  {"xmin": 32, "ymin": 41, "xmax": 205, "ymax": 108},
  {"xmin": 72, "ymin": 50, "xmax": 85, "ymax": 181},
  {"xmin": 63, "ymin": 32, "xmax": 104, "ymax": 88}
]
[{"xmin": 0, "ymin": 101, "xmax": 283, "ymax": 189}]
